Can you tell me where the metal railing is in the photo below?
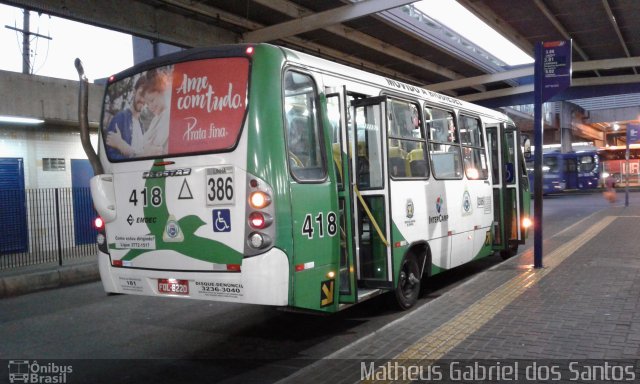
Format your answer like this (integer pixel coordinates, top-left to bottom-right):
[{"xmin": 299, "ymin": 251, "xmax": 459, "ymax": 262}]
[{"xmin": 0, "ymin": 188, "xmax": 97, "ymax": 270}]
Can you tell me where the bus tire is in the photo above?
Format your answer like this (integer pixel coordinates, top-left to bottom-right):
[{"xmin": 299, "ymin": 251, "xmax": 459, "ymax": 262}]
[
  {"xmin": 500, "ymin": 243, "xmax": 519, "ymax": 260},
  {"xmin": 395, "ymin": 255, "xmax": 421, "ymax": 310}
]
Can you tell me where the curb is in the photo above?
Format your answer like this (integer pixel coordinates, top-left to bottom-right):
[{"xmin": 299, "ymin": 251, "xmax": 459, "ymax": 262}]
[{"xmin": 0, "ymin": 262, "xmax": 100, "ymax": 298}]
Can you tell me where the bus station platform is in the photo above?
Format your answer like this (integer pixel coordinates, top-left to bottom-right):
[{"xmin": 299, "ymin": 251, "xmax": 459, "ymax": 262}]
[{"xmin": 281, "ymin": 205, "xmax": 640, "ymax": 383}]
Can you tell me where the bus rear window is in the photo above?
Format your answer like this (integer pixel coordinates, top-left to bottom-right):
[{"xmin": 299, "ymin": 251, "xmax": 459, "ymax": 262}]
[{"xmin": 102, "ymin": 57, "xmax": 249, "ymax": 161}]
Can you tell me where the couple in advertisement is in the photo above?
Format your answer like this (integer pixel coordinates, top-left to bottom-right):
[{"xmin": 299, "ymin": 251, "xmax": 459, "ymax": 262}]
[
  {"xmin": 105, "ymin": 68, "xmax": 172, "ymax": 159},
  {"xmin": 102, "ymin": 58, "xmax": 250, "ymax": 161}
]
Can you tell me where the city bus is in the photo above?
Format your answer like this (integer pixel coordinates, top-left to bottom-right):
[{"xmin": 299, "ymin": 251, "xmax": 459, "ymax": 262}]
[
  {"xmin": 526, "ymin": 147, "xmax": 599, "ymax": 194},
  {"xmin": 598, "ymin": 145, "xmax": 640, "ymax": 187},
  {"xmin": 76, "ymin": 44, "xmax": 531, "ymax": 313}
]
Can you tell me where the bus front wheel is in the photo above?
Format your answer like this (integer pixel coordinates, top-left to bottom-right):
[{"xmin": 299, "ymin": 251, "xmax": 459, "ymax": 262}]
[{"xmin": 395, "ymin": 256, "xmax": 421, "ymax": 310}]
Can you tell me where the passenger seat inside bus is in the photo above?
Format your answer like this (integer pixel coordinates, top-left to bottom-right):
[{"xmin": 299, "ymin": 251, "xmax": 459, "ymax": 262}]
[
  {"xmin": 388, "ymin": 142, "xmax": 407, "ymax": 177},
  {"xmin": 408, "ymin": 147, "xmax": 427, "ymax": 177}
]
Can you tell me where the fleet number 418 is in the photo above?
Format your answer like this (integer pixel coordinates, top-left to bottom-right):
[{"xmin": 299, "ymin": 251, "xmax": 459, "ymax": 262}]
[
  {"xmin": 302, "ymin": 212, "xmax": 337, "ymax": 239},
  {"xmin": 129, "ymin": 187, "xmax": 163, "ymax": 207}
]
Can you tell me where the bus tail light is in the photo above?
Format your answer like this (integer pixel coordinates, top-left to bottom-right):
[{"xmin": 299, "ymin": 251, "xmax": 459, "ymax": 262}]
[
  {"xmin": 248, "ymin": 232, "xmax": 271, "ymax": 249},
  {"xmin": 249, "ymin": 191, "xmax": 271, "ymax": 209},
  {"xmin": 245, "ymin": 176, "xmax": 276, "ymax": 255},
  {"xmin": 94, "ymin": 216, "xmax": 110, "ymax": 255},
  {"xmin": 248, "ymin": 212, "xmax": 272, "ymax": 229}
]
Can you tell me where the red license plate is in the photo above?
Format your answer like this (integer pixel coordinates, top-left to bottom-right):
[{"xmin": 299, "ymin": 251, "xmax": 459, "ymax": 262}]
[{"xmin": 157, "ymin": 279, "xmax": 189, "ymax": 295}]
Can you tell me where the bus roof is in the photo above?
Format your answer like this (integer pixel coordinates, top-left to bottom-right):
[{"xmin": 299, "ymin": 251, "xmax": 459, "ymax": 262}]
[{"xmin": 277, "ymin": 44, "xmax": 513, "ymax": 124}]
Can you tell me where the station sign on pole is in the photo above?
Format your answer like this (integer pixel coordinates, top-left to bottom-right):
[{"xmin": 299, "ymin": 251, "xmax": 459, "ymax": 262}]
[
  {"xmin": 533, "ymin": 40, "xmax": 572, "ymax": 269},
  {"xmin": 628, "ymin": 124, "xmax": 640, "ymax": 144}
]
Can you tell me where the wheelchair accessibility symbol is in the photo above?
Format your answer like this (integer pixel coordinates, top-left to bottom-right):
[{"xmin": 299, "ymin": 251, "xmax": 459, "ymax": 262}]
[{"xmin": 213, "ymin": 209, "xmax": 231, "ymax": 232}]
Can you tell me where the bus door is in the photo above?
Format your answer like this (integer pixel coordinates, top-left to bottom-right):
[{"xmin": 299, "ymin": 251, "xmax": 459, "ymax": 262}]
[
  {"xmin": 326, "ymin": 87, "xmax": 357, "ymax": 304},
  {"xmin": 504, "ymin": 125, "xmax": 526, "ymax": 246},
  {"xmin": 486, "ymin": 123, "xmax": 513, "ymax": 252},
  {"xmin": 564, "ymin": 154, "xmax": 579, "ymax": 189},
  {"xmin": 285, "ymin": 70, "xmax": 340, "ymax": 312},
  {"xmin": 349, "ymin": 97, "xmax": 392, "ymax": 290}
]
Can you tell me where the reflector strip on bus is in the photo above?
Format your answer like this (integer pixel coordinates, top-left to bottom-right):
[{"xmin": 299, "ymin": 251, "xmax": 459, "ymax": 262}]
[
  {"xmin": 295, "ymin": 261, "xmax": 315, "ymax": 272},
  {"xmin": 227, "ymin": 264, "xmax": 241, "ymax": 272}
]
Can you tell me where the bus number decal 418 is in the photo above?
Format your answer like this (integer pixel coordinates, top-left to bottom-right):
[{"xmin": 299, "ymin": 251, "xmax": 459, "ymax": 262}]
[
  {"xmin": 302, "ymin": 212, "xmax": 337, "ymax": 239},
  {"xmin": 129, "ymin": 187, "xmax": 163, "ymax": 207}
]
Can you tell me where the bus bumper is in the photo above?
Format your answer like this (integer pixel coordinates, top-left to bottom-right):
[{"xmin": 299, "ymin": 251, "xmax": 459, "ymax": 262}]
[{"xmin": 98, "ymin": 248, "xmax": 289, "ymax": 306}]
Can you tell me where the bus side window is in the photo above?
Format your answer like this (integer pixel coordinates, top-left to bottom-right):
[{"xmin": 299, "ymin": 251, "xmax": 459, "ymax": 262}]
[
  {"xmin": 387, "ymin": 99, "xmax": 428, "ymax": 179},
  {"xmin": 459, "ymin": 115, "xmax": 488, "ymax": 180},
  {"xmin": 326, "ymin": 94, "xmax": 343, "ymax": 188},
  {"xmin": 425, "ymin": 106, "xmax": 461, "ymax": 179},
  {"xmin": 284, "ymin": 71, "xmax": 327, "ymax": 182}
]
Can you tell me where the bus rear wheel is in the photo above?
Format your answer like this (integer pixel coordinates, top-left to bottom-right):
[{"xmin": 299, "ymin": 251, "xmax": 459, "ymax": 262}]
[{"xmin": 395, "ymin": 256, "xmax": 421, "ymax": 310}]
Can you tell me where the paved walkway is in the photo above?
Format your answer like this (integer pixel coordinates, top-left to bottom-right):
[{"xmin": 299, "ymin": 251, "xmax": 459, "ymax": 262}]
[
  {"xmin": 280, "ymin": 206, "xmax": 640, "ymax": 383},
  {"xmin": 0, "ymin": 255, "xmax": 98, "ymax": 297}
]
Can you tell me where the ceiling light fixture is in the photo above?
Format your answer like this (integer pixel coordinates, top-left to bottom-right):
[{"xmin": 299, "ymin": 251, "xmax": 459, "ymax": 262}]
[{"xmin": 0, "ymin": 115, "xmax": 45, "ymax": 125}]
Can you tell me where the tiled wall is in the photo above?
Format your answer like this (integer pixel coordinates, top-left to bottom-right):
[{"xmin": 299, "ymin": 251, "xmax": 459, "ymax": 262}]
[{"xmin": 0, "ymin": 124, "xmax": 98, "ymax": 189}]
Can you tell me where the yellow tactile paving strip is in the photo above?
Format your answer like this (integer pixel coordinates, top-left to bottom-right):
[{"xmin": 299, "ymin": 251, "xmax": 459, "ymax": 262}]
[{"xmin": 363, "ymin": 215, "xmax": 617, "ymax": 384}]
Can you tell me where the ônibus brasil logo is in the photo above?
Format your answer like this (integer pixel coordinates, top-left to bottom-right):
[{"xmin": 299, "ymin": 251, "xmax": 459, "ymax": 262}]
[{"xmin": 8, "ymin": 360, "xmax": 73, "ymax": 383}]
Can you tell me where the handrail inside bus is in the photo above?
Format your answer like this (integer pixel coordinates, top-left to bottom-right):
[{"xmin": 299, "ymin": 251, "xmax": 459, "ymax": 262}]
[
  {"xmin": 354, "ymin": 186, "xmax": 389, "ymax": 247},
  {"xmin": 333, "ymin": 146, "xmax": 389, "ymax": 247}
]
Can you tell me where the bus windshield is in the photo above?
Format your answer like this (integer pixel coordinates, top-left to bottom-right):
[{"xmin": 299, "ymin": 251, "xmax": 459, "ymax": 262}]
[{"xmin": 101, "ymin": 57, "xmax": 249, "ymax": 161}]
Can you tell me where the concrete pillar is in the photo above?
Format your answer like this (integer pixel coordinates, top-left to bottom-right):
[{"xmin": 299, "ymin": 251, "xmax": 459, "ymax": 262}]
[{"xmin": 559, "ymin": 102, "xmax": 573, "ymax": 153}]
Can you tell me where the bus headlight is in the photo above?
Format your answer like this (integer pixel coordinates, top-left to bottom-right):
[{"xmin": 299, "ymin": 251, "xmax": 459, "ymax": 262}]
[{"xmin": 522, "ymin": 217, "xmax": 532, "ymax": 229}]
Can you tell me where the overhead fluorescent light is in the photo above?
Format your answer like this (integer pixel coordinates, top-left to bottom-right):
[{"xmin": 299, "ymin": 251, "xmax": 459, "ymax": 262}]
[
  {"xmin": 414, "ymin": 0, "xmax": 533, "ymax": 66},
  {"xmin": 0, "ymin": 115, "xmax": 45, "ymax": 125}
]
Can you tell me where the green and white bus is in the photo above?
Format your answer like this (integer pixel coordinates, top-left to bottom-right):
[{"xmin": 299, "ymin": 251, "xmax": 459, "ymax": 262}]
[{"xmin": 77, "ymin": 44, "xmax": 531, "ymax": 313}]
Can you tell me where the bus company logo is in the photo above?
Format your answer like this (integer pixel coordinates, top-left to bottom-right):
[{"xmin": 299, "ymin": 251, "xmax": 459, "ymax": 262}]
[
  {"xmin": 429, "ymin": 197, "xmax": 448, "ymax": 224},
  {"xmin": 163, "ymin": 215, "xmax": 184, "ymax": 242},
  {"xmin": 404, "ymin": 199, "xmax": 416, "ymax": 227},
  {"xmin": 435, "ymin": 196, "xmax": 443, "ymax": 214},
  {"xmin": 462, "ymin": 190, "xmax": 472, "ymax": 216},
  {"xmin": 8, "ymin": 360, "xmax": 73, "ymax": 383},
  {"xmin": 405, "ymin": 199, "xmax": 414, "ymax": 219}
]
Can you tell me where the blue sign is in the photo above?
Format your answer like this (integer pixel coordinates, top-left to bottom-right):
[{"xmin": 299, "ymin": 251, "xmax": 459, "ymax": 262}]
[
  {"xmin": 213, "ymin": 209, "xmax": 231, "ymax": 232},
  {"xmin": 628, "ymin": 123, "xmax": 640, "ymax": 144},
  {"xmin": 541, "ymin": 40, "xmax": 572, "ymax": 102}
]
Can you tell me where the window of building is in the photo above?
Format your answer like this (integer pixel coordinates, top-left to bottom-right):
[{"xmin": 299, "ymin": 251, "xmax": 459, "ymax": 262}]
[{"xmin": 42, "ymin": 158, "xmax": 66, "ymax": 171}]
